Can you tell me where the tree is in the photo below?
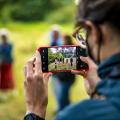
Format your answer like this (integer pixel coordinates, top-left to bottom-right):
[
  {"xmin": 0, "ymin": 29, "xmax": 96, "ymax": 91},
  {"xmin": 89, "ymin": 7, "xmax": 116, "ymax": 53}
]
[
  {"xmin": 0, "ymin": 0, "xmax": 74, "ymax": 22},
  {"xmin": 0, "ymin": 0, "xmax": 18, "ymax": 20},
  {"xmin": 11, "ymin": 0, "xmax": 69, "ymax": 21}
]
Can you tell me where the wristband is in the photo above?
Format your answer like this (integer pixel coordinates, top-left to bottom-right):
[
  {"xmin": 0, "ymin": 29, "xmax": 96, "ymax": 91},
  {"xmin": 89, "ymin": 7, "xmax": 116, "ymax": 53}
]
[{"xmin": 24, "ymin": 113, "xmax": 45, "ymax": 120}]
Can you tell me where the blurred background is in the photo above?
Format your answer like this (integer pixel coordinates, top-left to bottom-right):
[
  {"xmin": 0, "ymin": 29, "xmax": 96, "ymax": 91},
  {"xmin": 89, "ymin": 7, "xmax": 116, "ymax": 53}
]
[{"xmin": 0, "ymin": 0, "xmax": 88, "ymax": 120}]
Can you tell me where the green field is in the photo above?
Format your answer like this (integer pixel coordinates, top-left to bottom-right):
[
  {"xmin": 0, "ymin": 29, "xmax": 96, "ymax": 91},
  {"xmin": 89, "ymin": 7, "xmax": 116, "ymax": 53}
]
[
  {"xmin": 0, "ymin": 22, "xmax": 88, "ymax": 120},
  {"xmin": 49, "ymin": 62, "xmax": 76, "ymax": 71}
]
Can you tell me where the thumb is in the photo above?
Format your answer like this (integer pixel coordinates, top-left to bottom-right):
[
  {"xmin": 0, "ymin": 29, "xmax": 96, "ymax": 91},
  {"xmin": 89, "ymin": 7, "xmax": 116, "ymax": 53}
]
[
  {"xmin": 35, "ymin": 51, "xmax": 42, "ymax": 74},
  {"xmin": 80, "ymin": 56, "xmax": 89, "ymax": 64},
  {"xmin": 80, "ymin": 56, "xmax": 97, "ymax": 69}
]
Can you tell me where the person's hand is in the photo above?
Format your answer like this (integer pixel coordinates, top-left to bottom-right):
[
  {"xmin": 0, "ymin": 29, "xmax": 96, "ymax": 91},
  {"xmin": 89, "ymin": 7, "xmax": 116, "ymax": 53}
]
[
  {"xmin": 24, "ymin": 51, "xmax": 51, "ymax": 118},
  {"xmin": 71, "ymin": 56, "xmax": 100, "ymax": 96}
]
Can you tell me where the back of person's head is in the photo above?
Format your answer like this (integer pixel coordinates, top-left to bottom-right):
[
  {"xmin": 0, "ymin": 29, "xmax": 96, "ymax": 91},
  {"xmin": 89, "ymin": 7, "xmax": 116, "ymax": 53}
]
[
  {"xmin": 76, "ymin": 0, "xmax": 120, "ymax": 36},
  {"xmin": 63, "ymin": 35, "xmax": 73, "ymax": 45},
  {"xmin": 51, "ymin": 24, "xmax": 60, "ymax": 39},
  {"xmin": 49, "ymin": 24, "xmax": 63, "ymax": 46},
  {"xmin": 0, "ymin": 28, "xmax": 9, "ymax": 43},
  {"xmin": 75, "ymin": 0, "xmax": 120, "ymax": 62}
]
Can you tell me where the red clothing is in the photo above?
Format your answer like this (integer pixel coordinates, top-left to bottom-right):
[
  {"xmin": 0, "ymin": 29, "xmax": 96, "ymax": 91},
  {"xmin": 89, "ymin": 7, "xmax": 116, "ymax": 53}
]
[{"xmin": 0, "ymin": 63, "xmax": 15, "ymax": 90}]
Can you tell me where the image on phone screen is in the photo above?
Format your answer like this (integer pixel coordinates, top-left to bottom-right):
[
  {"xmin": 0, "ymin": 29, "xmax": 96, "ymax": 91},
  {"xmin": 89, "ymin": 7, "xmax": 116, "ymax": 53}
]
[{"xmin": 48, "ymin": 47, "xmax": 76, "ymax": 71}]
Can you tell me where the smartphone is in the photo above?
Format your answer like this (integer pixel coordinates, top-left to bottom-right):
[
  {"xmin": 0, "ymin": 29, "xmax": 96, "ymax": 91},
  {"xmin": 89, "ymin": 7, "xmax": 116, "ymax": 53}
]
[{"xmin": 38, "ymin": 45, "xmax": 88, "ymax": 73}]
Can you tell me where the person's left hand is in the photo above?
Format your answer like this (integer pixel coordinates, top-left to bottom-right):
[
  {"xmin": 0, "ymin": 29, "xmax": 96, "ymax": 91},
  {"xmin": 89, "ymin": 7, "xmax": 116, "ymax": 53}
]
[
  {"xmin": 71, "ymin": 56, "xmax": 100, "ymax": 96},
  {"xmin": 24, "ymin": 51, "xmax": 51, "ymax": 118}
]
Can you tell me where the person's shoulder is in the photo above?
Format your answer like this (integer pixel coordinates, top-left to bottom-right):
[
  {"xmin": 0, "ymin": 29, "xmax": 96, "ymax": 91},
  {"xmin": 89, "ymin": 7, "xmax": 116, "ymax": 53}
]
[
  {"xmin": 54, "ymin": 99, "xmax": 92, "ymax": 120},
  {"xmin": 54, "ymin": 99, "xmax": 117, "ymax": 120}
]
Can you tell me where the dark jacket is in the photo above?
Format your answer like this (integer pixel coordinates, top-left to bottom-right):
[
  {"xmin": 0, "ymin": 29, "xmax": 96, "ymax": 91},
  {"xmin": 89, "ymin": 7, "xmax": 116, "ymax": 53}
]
[
  {"xmin": 54, "ymin": 72, "xmax": 75, "ymax": 83},
  {"xmin": 55, "ymin": 53, "xmax": 120, "ymax": 120},
  {"xmin": 24, "ymin": 113, "xmax": 44, "ymax": 120},
  {"xmin": 0, "ymin": 43, "xmax": 13, "ymax": 64}
]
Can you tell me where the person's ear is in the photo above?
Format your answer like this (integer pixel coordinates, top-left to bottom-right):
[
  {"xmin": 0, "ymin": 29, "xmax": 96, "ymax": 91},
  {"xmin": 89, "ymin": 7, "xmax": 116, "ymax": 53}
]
[{"xmin": 85, "ymin": 21, "xmax": 100, "ymax": 44}]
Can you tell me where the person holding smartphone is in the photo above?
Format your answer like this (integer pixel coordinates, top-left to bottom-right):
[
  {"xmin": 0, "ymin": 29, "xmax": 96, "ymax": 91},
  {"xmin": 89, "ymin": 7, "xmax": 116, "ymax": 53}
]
[{"xmin": 24, "ymin": 0, "xmax": 120, "ymax": 120}]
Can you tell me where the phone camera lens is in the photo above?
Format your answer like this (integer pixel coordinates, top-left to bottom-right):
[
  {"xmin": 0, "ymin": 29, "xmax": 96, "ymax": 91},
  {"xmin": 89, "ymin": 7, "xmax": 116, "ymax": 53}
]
[{"xmin": 80, "ymin": 64, "xmax": 83, "ymax": 68}]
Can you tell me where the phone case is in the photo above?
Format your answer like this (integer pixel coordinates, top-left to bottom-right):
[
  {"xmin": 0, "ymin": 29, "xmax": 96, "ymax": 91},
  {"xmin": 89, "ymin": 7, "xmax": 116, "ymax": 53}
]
[{"xmin": 38, "ymin": 45, "xmax": 88, "ymax": 73}]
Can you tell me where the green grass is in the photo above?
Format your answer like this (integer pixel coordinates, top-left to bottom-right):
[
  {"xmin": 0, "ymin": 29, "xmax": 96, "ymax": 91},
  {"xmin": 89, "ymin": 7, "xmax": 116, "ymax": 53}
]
[
  {"xmin": 49, "ymin": 62, "xmax": 76, "ymax": 71},
  {"xmin": 0, "ymin": 22, "xmax": 88, "ymax": 120}
]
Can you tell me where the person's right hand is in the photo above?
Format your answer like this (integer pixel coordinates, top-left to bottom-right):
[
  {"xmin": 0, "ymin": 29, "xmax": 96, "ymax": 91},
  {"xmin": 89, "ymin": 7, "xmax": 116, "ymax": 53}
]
[
  {"xmin": 71, "ymin": 57, "xmax": 100, "ymax": 96},
  {"xmin": 24, "ymin": 52, "xmax": 51, "ymax": 118}
]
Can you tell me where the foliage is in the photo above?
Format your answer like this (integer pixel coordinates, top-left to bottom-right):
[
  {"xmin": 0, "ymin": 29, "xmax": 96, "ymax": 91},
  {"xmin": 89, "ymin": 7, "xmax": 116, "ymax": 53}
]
[
  {"xmin": 45, "ymin": 3, "xmax": 76, "ymax": 24},
  {"xmin": 11, "ymin": 0, "xmax": 74, "ymax": 22},
  {"xmin": 0, "ymin": 0, "xmax": 75, "ymax": 22},
  {"xmin": 11, "ymin": 0, "xmax": 48, "ymax": 21},
  {"xmin": 48, "ymin": 49, "xmax": 64, "ymax": 64},
  {"xmin": 0, "ymin": 0, "xmax": 17, "ymax": 17},
  {"xmin": 48, "ymin": 58, "xmax": 76, "ymax": 71}
]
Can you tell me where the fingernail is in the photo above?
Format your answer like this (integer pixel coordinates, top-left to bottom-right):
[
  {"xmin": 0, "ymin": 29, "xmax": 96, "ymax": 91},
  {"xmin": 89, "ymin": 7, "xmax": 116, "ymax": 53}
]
[{"xmin": 80, "ymin": 56, "xmax": 83, "ymax": 59}]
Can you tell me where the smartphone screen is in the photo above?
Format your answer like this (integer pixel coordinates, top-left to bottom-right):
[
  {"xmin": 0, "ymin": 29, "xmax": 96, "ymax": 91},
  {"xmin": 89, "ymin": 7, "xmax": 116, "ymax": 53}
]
[{"xmin": 39, "ymin": 45, "xmax": 88, "ymax": 72}]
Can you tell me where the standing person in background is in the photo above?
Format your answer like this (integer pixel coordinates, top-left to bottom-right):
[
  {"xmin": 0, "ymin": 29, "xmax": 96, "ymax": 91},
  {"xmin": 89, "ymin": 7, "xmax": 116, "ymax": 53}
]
[
  {"xmin": 55, "ymin": 58, "xmax": 58, "ymax": 70},
  {"xmin": 70, "ymin": 58, "xmax": 73, "ymax": 67},
  {"xmin": 49, "ymin": 25, "xmax": 63, "ymax": 46},
  {"xmin": 49, "ymin": 24, "xmax": 64, "ymax": 112},
  {"xmin": 66, "ymin": 59, "xmax": 68, "ymax": 64},
  {"xmin": 0, "ymin": 28, "xmax": 15, "ymax": 100},
  {"xmin": 53, "ymin": 34, "xmax": 76, "ymax": 112},
  {"xmin": 49, "ymin": 25, "xmax": 76, "ymax": 113}
]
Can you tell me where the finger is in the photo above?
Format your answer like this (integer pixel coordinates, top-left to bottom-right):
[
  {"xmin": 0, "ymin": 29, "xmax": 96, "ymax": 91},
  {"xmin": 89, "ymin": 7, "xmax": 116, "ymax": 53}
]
[
  {"xmin": 24, "ymin": 80, "xmax": 27, "ymax": 88},
  {"xmin": 24, "ymin": 57, "xmax": 35, "ymax": 75},
  {"xmin": 24, "ymin": 65, "xmax": 27, "ymax": 78},
  {"xmin": 35, "ymin": 51, "xmax": 42, "ymax": 74},
  {"xmin": 80, "ymin": 56, "xmax": 89, "ymax": 64},
  {"xmin": 80, "ymin": 56, "xmax": 97, "ymax": 66},
  {"xmin": 26, "ymin": 57, "xmax": 35, "ymax": 78}
]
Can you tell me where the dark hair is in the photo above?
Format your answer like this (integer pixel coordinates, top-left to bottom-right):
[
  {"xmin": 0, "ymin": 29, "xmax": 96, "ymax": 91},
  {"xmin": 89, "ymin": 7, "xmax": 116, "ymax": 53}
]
[
  {"xmin": 105, "ymin": 7, "xmax": 120, "ymax": 32},
  {"xmin": 76, "ymin": 0, "xmax": 120, "ymax": 32},
  {"xmin": 64, "ymin": 35, "xmax": 73, "ymax": 45}
]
